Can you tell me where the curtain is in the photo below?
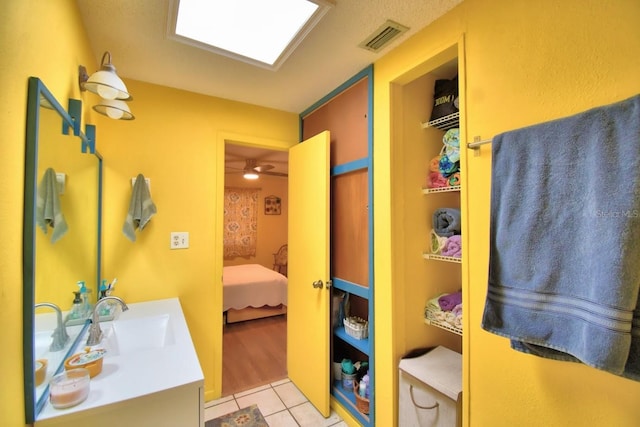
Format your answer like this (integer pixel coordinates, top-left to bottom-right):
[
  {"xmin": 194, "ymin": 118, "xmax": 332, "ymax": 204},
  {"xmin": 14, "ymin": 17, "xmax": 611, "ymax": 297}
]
[{"xmin": 224, "ymin": 187, "xmax": 259, "ymax": 257}]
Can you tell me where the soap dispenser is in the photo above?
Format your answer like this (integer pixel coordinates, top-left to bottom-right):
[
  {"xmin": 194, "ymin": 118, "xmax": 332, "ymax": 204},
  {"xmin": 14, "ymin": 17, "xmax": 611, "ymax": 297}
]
[
  {"xmin": 78, "ymin": 281, "xmax": 91, "ymax": 318},
  {"xmin": 69, "ymin": 291, "xmax": 83, "ymax": 320},
  {"xmin": 99, "ymin": 279, "xmax": 108, "ymax": 300},
  {"xmin": 98, "ymin": 279, "xmax": 112, "ymax": 317}
]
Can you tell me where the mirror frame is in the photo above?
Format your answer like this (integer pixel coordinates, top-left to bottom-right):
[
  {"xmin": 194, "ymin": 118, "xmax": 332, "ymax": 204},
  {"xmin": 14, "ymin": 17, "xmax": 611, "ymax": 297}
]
[{"xmin": 23, "ymin": 77, "xmax": 103, "ymax": 423}]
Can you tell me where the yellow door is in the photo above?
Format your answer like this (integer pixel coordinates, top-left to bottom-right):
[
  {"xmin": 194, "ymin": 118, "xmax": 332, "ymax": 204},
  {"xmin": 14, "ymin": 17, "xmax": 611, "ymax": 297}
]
[{"xmin": 287, "ymin": 131, "xmax": 331, "ymax": 416}]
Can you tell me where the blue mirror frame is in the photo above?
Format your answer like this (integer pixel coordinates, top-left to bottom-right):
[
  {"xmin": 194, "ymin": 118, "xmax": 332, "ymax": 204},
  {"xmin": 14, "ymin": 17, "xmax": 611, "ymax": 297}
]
[{"xmin": 23, "ymin": 77, "xmax": 103, "ymax": 423}]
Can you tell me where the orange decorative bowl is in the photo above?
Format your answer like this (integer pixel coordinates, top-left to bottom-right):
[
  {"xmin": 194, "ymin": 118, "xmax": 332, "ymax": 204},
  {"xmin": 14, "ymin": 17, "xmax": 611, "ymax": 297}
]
[
  {"xmin": 35, "ymin": 359, "xmax": 48, "ymax": 386},
  {"xmin": 64, "ymin": 347, "xmax": 106, "ymax": 378}
]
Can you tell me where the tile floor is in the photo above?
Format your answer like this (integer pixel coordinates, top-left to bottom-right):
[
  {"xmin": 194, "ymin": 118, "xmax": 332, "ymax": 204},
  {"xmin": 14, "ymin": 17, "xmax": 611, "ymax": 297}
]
[{"xmin": 205, "ymin": 378, "xmax": 347, "ymax": 427}]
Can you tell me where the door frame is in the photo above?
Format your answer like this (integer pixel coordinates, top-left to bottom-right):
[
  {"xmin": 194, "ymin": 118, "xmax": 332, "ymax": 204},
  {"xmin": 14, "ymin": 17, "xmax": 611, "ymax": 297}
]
[{"xmin": 212, "ymin": 132, "xmax": 296, "ymax": 400}]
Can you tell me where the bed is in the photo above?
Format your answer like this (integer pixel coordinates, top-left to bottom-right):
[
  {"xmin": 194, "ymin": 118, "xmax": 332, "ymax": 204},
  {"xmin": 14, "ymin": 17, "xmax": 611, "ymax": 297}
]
[{"xmin": 223, "ymin": 263, "xmax": 288, "ymax": 323}]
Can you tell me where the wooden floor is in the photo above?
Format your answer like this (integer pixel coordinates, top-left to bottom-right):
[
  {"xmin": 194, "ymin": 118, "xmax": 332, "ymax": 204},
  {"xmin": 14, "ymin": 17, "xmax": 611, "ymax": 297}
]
[{"xmin": 222, "ymin": 314, "xmax": 287, "ymax": 396}]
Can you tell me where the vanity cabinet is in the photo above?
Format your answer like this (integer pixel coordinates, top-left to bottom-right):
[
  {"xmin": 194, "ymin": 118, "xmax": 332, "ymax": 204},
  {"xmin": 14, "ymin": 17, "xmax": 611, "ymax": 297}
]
[
  {"xmin": 301, "ymin": 66, "xmax": 374, "ymax": 427},
  {"xmin": 35, "ymin": 298, "xmax": 204, "ymax": 427}
]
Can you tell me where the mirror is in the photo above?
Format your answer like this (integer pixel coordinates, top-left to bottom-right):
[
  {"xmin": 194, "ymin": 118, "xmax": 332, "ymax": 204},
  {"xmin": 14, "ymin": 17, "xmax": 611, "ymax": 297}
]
[{"xmin": 23, "ymin": 77, "xmax": 102, "ymax": 423}]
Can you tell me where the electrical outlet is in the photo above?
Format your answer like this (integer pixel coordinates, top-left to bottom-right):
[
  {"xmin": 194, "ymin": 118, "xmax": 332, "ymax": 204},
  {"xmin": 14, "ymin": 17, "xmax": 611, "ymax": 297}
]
[{"xmin": 170, "ymin": 232, "xmax": 189, "ymax": 249}]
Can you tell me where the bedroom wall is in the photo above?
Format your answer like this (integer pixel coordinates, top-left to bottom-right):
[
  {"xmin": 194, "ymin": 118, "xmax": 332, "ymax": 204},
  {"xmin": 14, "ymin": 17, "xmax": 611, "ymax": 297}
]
[
  {"xmin": 373, "ymin": 0, "xmax": 640, "ymax": 426},
  {"xmin": 223, "ymin": 173, "xmax": 288, "ymax": 269}
]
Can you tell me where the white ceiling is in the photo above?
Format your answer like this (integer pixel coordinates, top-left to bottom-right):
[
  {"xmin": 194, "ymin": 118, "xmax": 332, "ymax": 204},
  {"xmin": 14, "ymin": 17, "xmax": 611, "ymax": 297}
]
[
  {"xmin": 76, "ymin": 0, "xmax": 461, "ymax": 174},
  {"xmin": 76, "ymin": 0, "xmax": 462, "ymax": 113}
]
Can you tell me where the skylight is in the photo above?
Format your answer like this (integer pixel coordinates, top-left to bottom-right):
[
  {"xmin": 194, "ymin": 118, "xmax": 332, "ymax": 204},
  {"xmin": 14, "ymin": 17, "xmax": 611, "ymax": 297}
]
[{"xmin": 169, "ymin": 0, "xmax": 332, "ymax": 70}]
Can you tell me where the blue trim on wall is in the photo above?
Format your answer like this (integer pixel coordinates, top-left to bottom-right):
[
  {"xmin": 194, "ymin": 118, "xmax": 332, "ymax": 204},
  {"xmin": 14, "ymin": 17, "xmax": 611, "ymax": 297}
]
[
  {"xmin": 300, "ymin": 65, "xmax": 373, "ymax": 119},
  {"xmin": 331, "ymin": 157, "xmax": 368, "ymax": 176},
  {"xmin": 333, "ymin": 277, "xmax": 368, "ymax": 299},
  {"xmin": 365, "ymin": 64, "xmax": 375, "ymax": 418}
]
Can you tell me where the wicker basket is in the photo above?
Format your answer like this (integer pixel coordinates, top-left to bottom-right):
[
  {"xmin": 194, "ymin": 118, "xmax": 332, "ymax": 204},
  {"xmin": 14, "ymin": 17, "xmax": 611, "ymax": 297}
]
[
  {"xmin": 343, "ymin": 316, "xmax": 368, "ymax": 340},
  {"xmin": 353, "ymin": 380, "xmax": 370, "ymax": 414}
]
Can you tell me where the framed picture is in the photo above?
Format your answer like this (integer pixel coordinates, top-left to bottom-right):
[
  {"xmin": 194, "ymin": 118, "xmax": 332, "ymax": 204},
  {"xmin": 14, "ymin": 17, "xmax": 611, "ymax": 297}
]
[{"xmin": 264, "ymin": 195, "xmax": 281, "ymax": 215}]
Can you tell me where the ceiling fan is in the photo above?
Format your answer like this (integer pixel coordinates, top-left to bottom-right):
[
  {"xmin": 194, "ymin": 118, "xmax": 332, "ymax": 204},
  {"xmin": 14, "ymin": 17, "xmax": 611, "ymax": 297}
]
[{"xmin": 225, "ymin": 158, "xmax": 288, "ymax": 178}]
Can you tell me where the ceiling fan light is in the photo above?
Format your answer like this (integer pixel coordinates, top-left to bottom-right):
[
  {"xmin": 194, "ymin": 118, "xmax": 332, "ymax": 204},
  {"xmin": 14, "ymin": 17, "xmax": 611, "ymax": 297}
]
[{"xmin": 243, "ymin": 171, "xmax": 259, "ymax": 180}]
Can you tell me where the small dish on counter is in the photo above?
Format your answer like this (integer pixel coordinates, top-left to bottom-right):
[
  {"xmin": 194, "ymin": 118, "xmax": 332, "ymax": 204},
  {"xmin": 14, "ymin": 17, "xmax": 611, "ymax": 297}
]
[
  {"xmin": 35, "ymin": 359, "xmax": 48, "ymax": 386},
  {"xmin": 64, "ymin": 347, "xmax": 106, "ymax": 378},
  {"xmin": 49, "ymin": 368, "xmax": 90, "ymax": 409}
]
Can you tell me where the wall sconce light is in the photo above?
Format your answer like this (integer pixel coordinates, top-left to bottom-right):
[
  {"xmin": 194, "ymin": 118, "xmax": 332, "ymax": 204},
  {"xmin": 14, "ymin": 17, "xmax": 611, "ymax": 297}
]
[
  {"xmin": 80, "ymin": 51, "xmax": 132, "ymax": 100},
  {"xmin": 79, "ymin": 51, "xmax": 135, "ymax": 120},
  {"xmin": 92, "ymin": 99, "xmax": 135, "ymax": 120}
]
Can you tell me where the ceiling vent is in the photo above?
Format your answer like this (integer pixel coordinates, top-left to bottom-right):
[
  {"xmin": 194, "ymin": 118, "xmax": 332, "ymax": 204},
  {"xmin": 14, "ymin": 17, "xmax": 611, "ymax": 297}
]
[{"xmin": 359, "ymin": 20, "xmax": 409, "ymax": 52}]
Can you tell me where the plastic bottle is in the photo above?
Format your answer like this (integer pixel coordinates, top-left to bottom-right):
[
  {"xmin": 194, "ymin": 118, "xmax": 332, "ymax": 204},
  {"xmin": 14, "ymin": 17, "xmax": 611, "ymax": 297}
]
[
  {"xmin": 77, "ymin": 281, "xmax": 91, "ymax": 318},
  {"xmin": 99, "ymin": 279, "xmax": 108, "ymax": 300},
  {"xmin": 69, "ymin": 291, "xmax": 83, "ymax": 320}
]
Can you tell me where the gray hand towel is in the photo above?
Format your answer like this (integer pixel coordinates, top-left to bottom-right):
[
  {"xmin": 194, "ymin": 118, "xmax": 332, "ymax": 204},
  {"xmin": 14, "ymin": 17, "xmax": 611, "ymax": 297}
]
[
  {"xmin": 36, "ymin": 168, "xmax": 68, "ymax": 243},
  {"xmin": 123, "ymin": 174, "xmax": 157, "ymax": 242}
]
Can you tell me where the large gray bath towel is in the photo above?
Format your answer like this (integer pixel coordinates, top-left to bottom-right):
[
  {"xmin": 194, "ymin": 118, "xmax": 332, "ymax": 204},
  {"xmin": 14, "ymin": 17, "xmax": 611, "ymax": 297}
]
[{"xmin": 481, "ymin": 94, "xmax": 640, "ymax": 381}]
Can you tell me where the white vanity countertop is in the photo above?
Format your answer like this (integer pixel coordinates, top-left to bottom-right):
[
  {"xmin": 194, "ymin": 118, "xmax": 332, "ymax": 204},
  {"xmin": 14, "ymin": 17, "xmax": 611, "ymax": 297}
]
[{"xmin": 37, "ymin": 297, "xmax": 204, "ymax": 421}]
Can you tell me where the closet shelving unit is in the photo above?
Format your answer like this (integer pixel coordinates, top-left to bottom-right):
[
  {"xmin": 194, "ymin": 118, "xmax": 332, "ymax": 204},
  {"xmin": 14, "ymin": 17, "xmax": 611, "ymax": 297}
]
[
  {"xmin": 422, "ymin": 111, "xmax": 463, "ymax": 337},
  {"xmin": 301, "ymin": 66, "xmax": 374, "ymax": 427}
]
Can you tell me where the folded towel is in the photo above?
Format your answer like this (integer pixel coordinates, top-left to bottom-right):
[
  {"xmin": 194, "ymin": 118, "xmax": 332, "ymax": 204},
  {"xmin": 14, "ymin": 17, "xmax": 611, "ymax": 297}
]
[
  {"xmin": 448, "ymin": 172, "xmax": 461, "ymax": 187},
  {"xmin": 438, "ymin": 292, "xmax": 462, "ymax": 311},
  {"xmin": 441, "ymin": 235, "xmax": 462, "ymax": 258},
  {"xmin": 427, "ymin": 171, "xmax": 449, "ymax": 188},
  {"xmin": 36, "ymin": 168, "xmax": 68, "ymax": 243},
  {"xmin": 426, "ymin": 295, "xmax": 441, "ymax": 311},
  {"xmin": 123, "ymin": 174, "xmax": 157, "ymax": 242},
  {"xmin": 452, "ymin": 303, "xmax": 463, "ymax": 318},
  {"xmin": 429, "ymin": 156, "xmax": 441, "ymax": 173},
  {"xmin": 442, "ymin": 128, "xmax": 460, "ymax": 162},
  {"xmin": 432, "ymin": 208, "xmax": 461, "ymax": 237},
  {"xmin": 481, "ymin": 94, "xmax": 640, "ymax": 381},
  {"xmin": 430, "ymin": 229, "xmax": 448, "ymax": 254},
  {"xmin": 438, "ymin": 155, "xmax": 459, "ymax": 177}
]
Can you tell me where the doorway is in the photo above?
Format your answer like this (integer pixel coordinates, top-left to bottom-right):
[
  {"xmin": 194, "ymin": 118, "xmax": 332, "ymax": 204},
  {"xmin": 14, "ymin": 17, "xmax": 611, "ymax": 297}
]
[{"xmin": 221, "ymin": 141, "xmax": 290, "ymax": 396}]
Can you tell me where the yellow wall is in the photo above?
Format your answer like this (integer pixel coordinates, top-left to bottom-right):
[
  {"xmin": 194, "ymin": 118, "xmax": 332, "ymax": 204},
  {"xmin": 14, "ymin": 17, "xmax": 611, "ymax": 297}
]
[
  {"xmin": 373, "ymin": 0, "xmax": 640, "ymax": 426},
  {"xmin": 1, "ymin": 1, "xmax": 298, "ymax": 425},
  {"xmin": 0, "ymin": 1, "xmax": 98, "ymax": 425},
  {"xmin": 223, "ymin": 173, "xmax": 288, "ymax": 269},
  {"xmin": 95, "ymin": 80, "xmax": 298, "ymax": 401}
]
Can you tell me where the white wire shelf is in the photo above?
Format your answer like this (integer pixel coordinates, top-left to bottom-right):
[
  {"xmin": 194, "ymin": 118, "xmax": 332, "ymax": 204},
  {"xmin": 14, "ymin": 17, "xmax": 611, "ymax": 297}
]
[
  {"xmin": 422, "ymin": 185, "xmax": 460, "ymax": 194},
  {"xmin": 421, "ymin": 112, "xmax": 460, "ymax": 130},
  {"xmin": 424, "ymin": 306, "xmax": 462, "ymax": 336},
  {"xmin": 422, "ymin": 252, "xmax": 462, "ymax": 263}
]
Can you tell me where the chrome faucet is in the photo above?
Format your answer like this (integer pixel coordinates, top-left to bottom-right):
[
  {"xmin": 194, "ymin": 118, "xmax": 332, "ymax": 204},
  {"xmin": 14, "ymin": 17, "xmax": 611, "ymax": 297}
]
[
  {"xmin": 86, "ymin": 296, "xmax": 129, "ymax": 346},
  {"xmin": 34, "ymin": 302, "xmax": 69, "ymax": 352}
]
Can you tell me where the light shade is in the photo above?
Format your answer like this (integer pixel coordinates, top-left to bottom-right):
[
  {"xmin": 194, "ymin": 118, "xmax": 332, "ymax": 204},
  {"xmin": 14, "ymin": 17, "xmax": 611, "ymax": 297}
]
[
  {"xmin": 92, "ymin": 99, "xmax": 135, "ymax": 120},
  {"xmin": 82, "ymin": 51, "xmax": 132, "ymax": 101},
  {"xmin": 243, "ymin": 170, "xmax": 259, "ymax": 180}
]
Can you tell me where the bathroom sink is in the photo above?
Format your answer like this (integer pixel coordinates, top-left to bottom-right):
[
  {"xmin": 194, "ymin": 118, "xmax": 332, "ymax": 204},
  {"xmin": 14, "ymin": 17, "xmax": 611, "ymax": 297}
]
[
  {"xmin": 34, "ymin": 331, "xmax": 53, "ymax": 358},
  {"xmin": 100, "ymin": 314, "xmax": 176, "ymax": 356}
]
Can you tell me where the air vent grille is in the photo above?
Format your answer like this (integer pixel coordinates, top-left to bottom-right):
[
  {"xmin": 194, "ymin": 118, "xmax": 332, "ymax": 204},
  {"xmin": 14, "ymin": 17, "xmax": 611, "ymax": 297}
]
[{"xmin": 359, "ymin": 20, "xmax": 409, "ymax": 52}]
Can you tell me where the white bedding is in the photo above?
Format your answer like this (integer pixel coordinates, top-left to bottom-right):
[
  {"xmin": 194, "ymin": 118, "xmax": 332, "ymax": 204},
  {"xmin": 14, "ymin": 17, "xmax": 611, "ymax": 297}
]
[{"xmin": 223, "ymin": 264, "xmax": 288, "ymax": 311}]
